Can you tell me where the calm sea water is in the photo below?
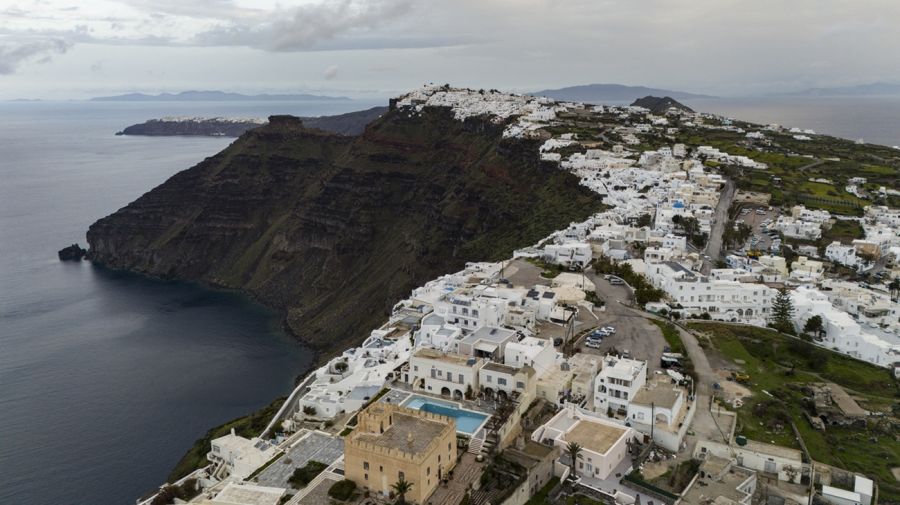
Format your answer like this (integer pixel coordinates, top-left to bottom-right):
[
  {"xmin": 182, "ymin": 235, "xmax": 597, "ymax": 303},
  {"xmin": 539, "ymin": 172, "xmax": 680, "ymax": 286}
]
[
  {"xmin": 683, "ymin": 96, "xmax": 900, "ymax": 147},
  {"xmin": 0, "ymin": 99, "xmax": 377, "ymax": 505}
]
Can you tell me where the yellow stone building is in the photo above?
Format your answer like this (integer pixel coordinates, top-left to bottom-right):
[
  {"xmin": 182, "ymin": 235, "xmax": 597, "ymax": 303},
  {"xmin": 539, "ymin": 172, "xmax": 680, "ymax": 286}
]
[{"xmin": 344, "ymin": 403, "xmax": 457, "ymax": 504}]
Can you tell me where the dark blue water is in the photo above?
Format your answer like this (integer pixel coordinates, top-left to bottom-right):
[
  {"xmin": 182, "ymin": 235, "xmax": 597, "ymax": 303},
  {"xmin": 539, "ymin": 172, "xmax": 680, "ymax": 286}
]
[{"xmin": 0, "ymin": 100, "xmax": 377, "ymax": 505}]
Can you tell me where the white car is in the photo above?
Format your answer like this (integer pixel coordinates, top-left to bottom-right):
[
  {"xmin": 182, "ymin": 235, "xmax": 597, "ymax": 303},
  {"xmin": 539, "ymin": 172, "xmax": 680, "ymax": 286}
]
[
  {"xmin": 602, "ymin": 326, "xmax": 616, "ymax": 334},
  {"xmin": 585, "ymin": 340, "xmax": 602, "ymax": 349}
]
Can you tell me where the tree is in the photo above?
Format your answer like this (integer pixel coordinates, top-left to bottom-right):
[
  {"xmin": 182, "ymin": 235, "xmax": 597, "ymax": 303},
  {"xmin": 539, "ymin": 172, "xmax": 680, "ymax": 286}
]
[
  {"xmin": 803, "ymin": 315, "xmax": 824, "ymax": 339},
  {"xmin": 391, "ymin": 477, "xmax": 414, "ymax": 505},
  {"xmin": 334, "ymin": 361, "xmax": 349, "ymax": 373},
  {"xmin": 770, "ymin": 288, "xmax": 795, "ymax": 335},
  {"xmin": 565, "ymin": 441, "xmax": 583, "ymax": 480},
  {"xmin": 302, "ymin": 405, "xmax": 317, "ymax": 416},
  {"xmin": 889, "ymin": 278, "xmax": 900, "ymax": 302},
  {"xmin": 636, "ymin": 213, "xmax": 653, "ymax": 228}
]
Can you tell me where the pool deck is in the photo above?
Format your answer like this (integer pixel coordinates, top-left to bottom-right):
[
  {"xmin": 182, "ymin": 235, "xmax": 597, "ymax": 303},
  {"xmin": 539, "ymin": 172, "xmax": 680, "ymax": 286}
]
[{"xmin": 379, "ymin": 387, "xmax": 492, "ymax": 436}]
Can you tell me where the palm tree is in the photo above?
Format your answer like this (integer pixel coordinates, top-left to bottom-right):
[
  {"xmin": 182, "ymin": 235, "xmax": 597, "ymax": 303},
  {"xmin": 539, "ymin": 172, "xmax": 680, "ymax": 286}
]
[
  {"xmin": 565, "ymin": 441, "xmax": 583, "ymax": 481},
  {"xmin": 889, "ymin": 278, "xmax": 900, "ymax": 302},
  {"xmin": 391, "ymin": 476, "xmax": 413, "ymax": 505}
]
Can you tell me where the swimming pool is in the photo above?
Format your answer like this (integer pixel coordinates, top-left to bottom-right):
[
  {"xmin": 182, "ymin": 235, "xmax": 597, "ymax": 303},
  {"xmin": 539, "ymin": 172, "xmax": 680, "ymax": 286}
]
[{"xmin": 401, "ymin": 395, "xmax": 490, "ymax": 435}]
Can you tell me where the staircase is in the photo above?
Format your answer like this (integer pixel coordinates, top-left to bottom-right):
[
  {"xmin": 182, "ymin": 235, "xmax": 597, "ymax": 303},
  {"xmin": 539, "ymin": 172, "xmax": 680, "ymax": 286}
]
[{"xmin": 467, "ymin": 436, "xmax": 484, "ymax": 455}]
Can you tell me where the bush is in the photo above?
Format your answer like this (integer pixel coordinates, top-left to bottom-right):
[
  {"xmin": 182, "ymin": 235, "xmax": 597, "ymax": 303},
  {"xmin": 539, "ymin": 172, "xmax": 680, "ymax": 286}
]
[
  {"xmin": 328, "ymin": 479, "xmax": 357, "ymax": 501},
  {"xmin": 302, "ymin": 405, "xmax": 317, "ymax": 416},
  {"xmin": 288, "ymin": 460, "xmax": 327, "ymax": 489}
]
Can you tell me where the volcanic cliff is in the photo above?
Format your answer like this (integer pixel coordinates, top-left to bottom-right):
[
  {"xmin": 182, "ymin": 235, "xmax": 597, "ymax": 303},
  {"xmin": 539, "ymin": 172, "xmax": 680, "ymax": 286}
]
[{"xmin": 87, "ymin": 105, "xmax": 603, "ymax": 353}]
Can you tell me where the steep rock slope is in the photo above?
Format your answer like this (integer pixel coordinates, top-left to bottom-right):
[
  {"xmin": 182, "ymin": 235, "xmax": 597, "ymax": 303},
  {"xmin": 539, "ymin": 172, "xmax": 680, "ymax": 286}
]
[{"xmin": 87, "ymin": 106, "xmax": 602, "ymax": 352}]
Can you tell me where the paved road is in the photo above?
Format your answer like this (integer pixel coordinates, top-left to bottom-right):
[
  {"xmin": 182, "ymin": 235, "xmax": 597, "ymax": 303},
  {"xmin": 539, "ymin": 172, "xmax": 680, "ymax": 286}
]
[{"xmin": 702, "ymin": 179, "xmax": 735, "ymax": 275}]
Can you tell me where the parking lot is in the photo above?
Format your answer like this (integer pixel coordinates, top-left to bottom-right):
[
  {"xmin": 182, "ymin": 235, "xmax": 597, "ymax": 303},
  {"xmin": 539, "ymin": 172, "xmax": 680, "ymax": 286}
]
[
  {"xmin": 734, "ymin": 205, "xmax": 781, "ymax": 253},
  {"xmin": 573, "ymin": 273, "xmax": 667, "ymax": 373}
]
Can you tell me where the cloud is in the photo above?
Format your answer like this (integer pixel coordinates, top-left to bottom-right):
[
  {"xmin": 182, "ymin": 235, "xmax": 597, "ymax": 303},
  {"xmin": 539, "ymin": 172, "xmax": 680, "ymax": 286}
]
[
  {"xmin": 323, "ymin": 65, "xmax": 339, "ymax": 80},
  {"xmin": 191, "ymin": 0, "xmax": 437, "ymax": 52},
  {"xmin": 0, "ymin": 38, "xmax": 72, "ymax": 75}
]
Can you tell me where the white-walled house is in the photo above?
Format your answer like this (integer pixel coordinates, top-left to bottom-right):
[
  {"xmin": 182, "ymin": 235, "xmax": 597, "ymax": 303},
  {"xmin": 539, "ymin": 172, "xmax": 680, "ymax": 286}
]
[
  {"xmin": 543, "ymin": 242, "xmax": 592, "ymax": 268},
  {"xmin": 626, "ymin": 378, "xmax": 693, "ymax": 452},
  {"xmin": 646, "ymin": 261, "xmax": 775, "ymax": 323},
  {"xmin": 791, "ymin": 287, "xmax": 900, "ymax": 367},
  {"xmin": 208, "ymin": 431, "xmax": 280, "ymax": 480},
  {"xmin": 405, "ymin": 348, "xmax": 484, "ymax": 400},
  {"xmin": 694, "ymin": 439, "xmax": 804, "ymax": 484},
  {"xmin": 479, "ymin": 362, "xmax": 535, "ymax": 400},
  {"xmin": 504, "ymin": 336, "xmax": 558, "ymax": 377},
  {"xmin": 531, "ymin": 405, "xmax": 637, "ymax": 480},
  {"xmin": 594, "ymin": 355, "xmax": 648, "ymax": 415}
]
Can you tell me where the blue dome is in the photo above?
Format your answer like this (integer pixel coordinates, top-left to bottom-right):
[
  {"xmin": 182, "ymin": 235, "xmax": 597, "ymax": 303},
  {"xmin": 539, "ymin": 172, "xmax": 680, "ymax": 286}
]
[{"xmin": 673, "ymin": 200, "xmax": 685, "ymax": 209}]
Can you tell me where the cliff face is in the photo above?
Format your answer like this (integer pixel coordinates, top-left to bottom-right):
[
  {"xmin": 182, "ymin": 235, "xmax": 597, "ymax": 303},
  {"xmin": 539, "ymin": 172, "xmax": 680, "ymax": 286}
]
[{"xmin": 87, "ymin": 107, "xmax": 602, "ymax": 352}]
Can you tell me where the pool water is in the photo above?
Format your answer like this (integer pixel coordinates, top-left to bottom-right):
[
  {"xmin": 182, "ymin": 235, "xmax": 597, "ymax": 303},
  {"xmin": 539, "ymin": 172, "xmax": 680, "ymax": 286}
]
[{"xmin": 402, "ymin": 395, "xmax": 489, "ymax": 435}]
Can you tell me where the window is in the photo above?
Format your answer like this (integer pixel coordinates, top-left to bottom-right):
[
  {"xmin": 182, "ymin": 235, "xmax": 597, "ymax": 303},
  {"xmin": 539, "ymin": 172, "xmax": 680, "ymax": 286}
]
[
  {"xmin": 458, "ymin": 373, "xmax": 464, "ymax": 383},
  {"xmin": 379, "ymin": 466, "xmax": 383, "ymax": 472},
  {"xmin": 414, "ymin": 366, "xmax": 418, "ymax": 372},
  {"xmin": 427, "ymin": 467, "xmax": 431, "ymax": 476},
  {"xmin": 516, "ymin": 381, "xmax": 525, "ymax": 389},
  {"xmin": 486, "ymin": 375, "xmax": 492, "ymax": 383},
  {"xmin": 497, "ymin": 378, "xmax": 507, "ymax": 386},
  {"xmin": 364, "ymin": 473, "xmax": 368, "ymax": 480},
  {"xmin": 399, "ymin": 471, "xmax": 405, "ymax": 480},
  {"xmin": 363, "ymin": 462, "xmax": 369, "ymax": 470}
]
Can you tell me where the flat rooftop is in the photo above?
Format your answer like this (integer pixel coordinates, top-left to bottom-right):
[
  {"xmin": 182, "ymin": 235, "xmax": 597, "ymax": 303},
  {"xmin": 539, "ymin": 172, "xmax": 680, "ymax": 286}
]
[
  {"xmin": 353, "ymin": 411, "xmax": 451, "ymax": 455},
  {"xmin": 483, "ymin": 362, "xmax": 519, "ymax": 374},
  {"xmin": 205, "ymin": 482, "xmax": 284, "ymax": 505},
  {"xmin": 632, "ymin": 382, "xmax": 683, "ymax": 410},
  {"xmin": 565, "ymin": 419, "xmax": 627, "ymax": 455},
  {"xmin": 413, "ymin": 348, "xmax": 474, "ymax": 366},
  {"xmin": 462, "ymin": 326, "xmax": 517, "ymax": 345},
  {"xmin": 742, "ymin": 439, "xmax": 802, "ymax": 461}
]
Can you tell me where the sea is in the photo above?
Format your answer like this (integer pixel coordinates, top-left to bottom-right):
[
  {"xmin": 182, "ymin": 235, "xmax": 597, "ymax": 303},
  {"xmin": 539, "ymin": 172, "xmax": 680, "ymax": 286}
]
[
  {"xmin": 681, "ymin": 96, "xmax": 900, "ymax": 147},
  {"xmin": 0, "ymin": 99, "xmax": 378, "ymax": 505},
  {"xmin": 0, "ymin": 95, "xmax": 898, "ymax": 505}
]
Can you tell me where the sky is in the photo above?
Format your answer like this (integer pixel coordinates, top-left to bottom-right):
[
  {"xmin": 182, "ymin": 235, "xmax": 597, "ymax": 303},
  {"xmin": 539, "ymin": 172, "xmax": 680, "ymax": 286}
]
[{"xmin": 1, "ymin": 0, "xmax": 900, "ymax": 100}]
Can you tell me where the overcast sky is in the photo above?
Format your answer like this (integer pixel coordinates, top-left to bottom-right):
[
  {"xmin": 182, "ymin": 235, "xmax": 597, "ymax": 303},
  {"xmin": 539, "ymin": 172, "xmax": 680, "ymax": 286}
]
[{"xmin": 2, "ymin": 0, "xmax": 899, "ymax": 99}]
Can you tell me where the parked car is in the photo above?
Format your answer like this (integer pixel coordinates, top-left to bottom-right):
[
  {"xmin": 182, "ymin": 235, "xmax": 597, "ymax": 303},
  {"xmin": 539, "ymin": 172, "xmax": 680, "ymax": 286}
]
[
  {"xmin": 601, "ymin": 326, "xmax": 615, "ymax": 334},
  {"xmin": 585, "ymin": 340, "xmax": 602, "ymax": 349}
]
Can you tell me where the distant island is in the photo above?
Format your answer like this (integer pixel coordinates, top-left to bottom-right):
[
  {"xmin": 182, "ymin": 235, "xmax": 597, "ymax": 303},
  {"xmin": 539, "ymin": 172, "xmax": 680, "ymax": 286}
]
[
  {"xmin": 533, "ymin": 83, "xmax": 714, "ymax": 102},
  {"xmin": 91, "ymin": 90, "xmax": 352, "ymax": 102},
  {"xmin": 116, "ymin": 106, "xmax": 388, "ymax": 137},
  {"xmin": 630, "ymin": 95, "xmax": 694, "ymax": 114},
  {"xmin": 778, "ymin": 82, "xmax": 900, "ymax": 97}
]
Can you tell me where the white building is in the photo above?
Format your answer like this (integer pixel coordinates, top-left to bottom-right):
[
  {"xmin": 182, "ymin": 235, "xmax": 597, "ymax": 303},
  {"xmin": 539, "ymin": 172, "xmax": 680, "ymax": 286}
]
[
  {"xmin": 790, "ymin": 256, "xmax": 825, "ymax": 282},
  {"xmin": 594, "ymin": 354, "xmax": 648, "ymax": 414},
  {"xmin": 543, "ymin": 242, "xmax": 593, "ymax": 268},
  {"xmin": 825, "ymin": 242, "xmax": 874, "ymax": 272},
  {"xmin": 504, "ymin": 336, "xmax": 558, "ymax": 377},
  {"xmin": 208, "ymin": 431, "xmax": 280, "ymax": 480},
  {"xmin": 791, "ymin": 287, "xmax": 900, "ymax": 367},
  {"xmin": 531, "ymin": 405, "xmax": 637, "ymax": 480},
  {"xmin": 646, "ymin": 261, "xmax": 775, "ymax": 323},
  {"xmin": 406, "ymin": 348, "xmax": 484, "ymax": 400}
]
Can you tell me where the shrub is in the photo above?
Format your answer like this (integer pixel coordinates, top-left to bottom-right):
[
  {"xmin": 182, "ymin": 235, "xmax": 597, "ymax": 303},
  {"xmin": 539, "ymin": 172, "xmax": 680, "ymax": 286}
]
[
  {"xmin": 328, "ymin": 479, "xmax": 357, "ymax": 501},
  {"xmin": 288, "ymin": 460, "xmax": 327, "ymax": 489},
  {"xmin": 302, "ymin": 405, "xmax": 317, "ymax": 416}
]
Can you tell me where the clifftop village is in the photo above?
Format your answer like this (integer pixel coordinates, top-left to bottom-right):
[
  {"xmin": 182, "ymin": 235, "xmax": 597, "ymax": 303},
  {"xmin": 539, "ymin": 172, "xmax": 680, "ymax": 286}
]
[{"xmin": 143, "ymin": 86, "xmax": 900, "ymax": 505}]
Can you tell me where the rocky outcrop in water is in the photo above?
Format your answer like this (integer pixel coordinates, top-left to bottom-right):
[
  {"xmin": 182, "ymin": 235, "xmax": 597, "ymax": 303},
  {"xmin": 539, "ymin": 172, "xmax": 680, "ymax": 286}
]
[
  {"xmin": 87, "ymin": 106, "xmax": 602, "ymax": 353},
  {"xmin": 630, "ymin": 95, "xmax": 694, "ymax": 114},
  {"xmin": 58, "ymin": 244, "xmax": 87, "ymax": 261}
]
